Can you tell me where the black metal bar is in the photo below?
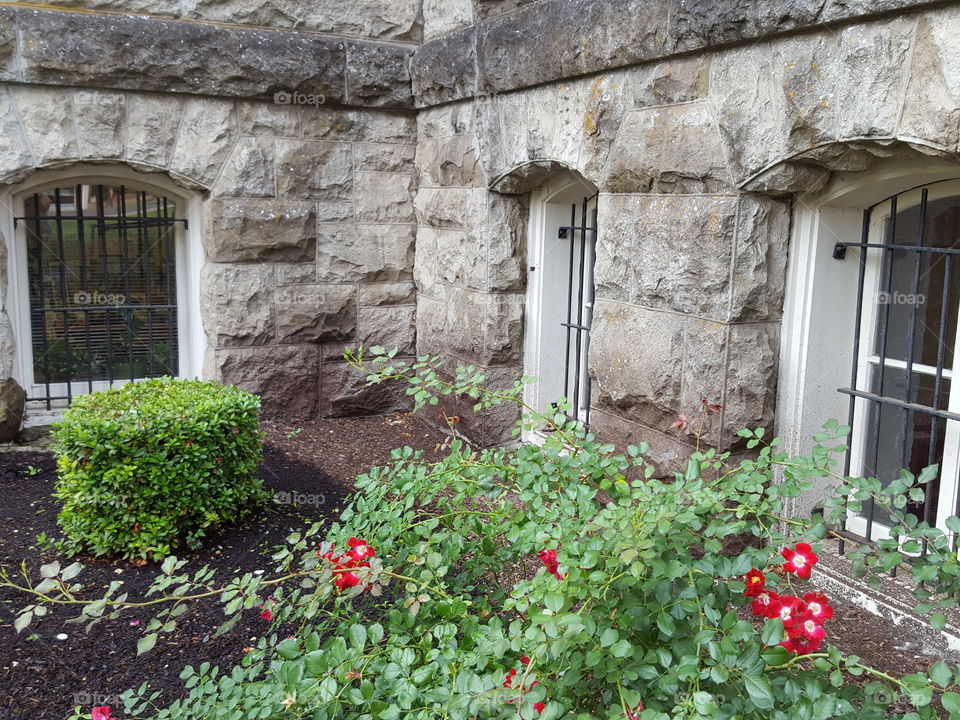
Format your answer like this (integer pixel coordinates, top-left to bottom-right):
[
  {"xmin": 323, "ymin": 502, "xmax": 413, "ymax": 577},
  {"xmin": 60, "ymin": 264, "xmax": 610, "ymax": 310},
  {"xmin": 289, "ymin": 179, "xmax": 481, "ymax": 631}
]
[
  {"xmin": 163, "ymin": 195, "xmax": 176, "ymax": 376},
  {"xmin": 571, "ymin": 195, "xmax": 589, "ymax": 422},
  {"xmin": 30, "ymin": 193, "xmax": 52, "ymax": 410},
  {"xmin": 53, "ymin": 188, "xmax": 73, "ymax": 406},
  {"xmin": 118, "ymin": 186, "xmax": 135, "ymax": 384},
  {"xmin": 96, "ymin": 185, "xmax": 116, "ymax": 388},
  {"xmin": 140, "ymin": 191, "xmax": 155, "ymax": 378},
  {"xmin": 14, "ymin": 216, "xmax": 185, "ymax": 227},
  {"xmin": 866, "ymin": 195, "xmax": 898, "ymax": 542},
  {"xmin": 836, "ymin": 241, "xmax": 960, "ymax": 256},
  {"xmin": 839, "ymin": 388, "xmax": 960, "ymax": 422},
  {"xmin": 75, "ymin": 184, "xmax": 95, "ymax": 393},
  {"xmin": 36, "ymin": 304, "xmax": 176, "ymax": 313},
  {"xmin": 562, "ymin": 202, "xmax": 576, "ymax": 413}
]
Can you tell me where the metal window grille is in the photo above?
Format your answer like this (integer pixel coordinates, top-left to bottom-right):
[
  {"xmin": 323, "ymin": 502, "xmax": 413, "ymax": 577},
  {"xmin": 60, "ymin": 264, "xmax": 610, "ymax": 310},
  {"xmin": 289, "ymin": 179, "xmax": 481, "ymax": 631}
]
[
  {"xmin": 16, "ymin": 183, "xmax": 184, "ymax": 409},
  {"xmin": 833, "ymin": 181, "xmax": 960, "ymax": 547},
  {"xmin": 558, "ymin": 193, "xmax": 598, "ymax": 426}
]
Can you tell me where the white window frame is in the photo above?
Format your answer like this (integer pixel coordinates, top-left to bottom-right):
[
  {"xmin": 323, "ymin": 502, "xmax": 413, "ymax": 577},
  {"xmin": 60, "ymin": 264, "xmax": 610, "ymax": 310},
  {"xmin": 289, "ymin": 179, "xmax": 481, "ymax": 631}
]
[
  {"xmin": 779, "ymin": 159, "xmax": 960, "ymax": 539},
  {"xmin": 522, "ymin": 174, "xmax": 597, "ymax": 443},
  {"xmin": 1, "ymin": 166, "xmax": 205, "ymax": 424}
]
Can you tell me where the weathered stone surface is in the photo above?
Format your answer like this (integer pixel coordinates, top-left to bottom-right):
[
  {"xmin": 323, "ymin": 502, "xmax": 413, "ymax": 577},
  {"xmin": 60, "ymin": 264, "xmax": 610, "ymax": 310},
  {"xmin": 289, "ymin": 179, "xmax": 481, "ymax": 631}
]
[
  {"xmin": 317, "ymin": 224, "xmax": 415, "ymax": 283},
  {"xmin": 589, "ymin": 406, "xmax": 694, "ymax": 477},
  {"xmin": 411, "ymin": 27, "xmax": 478, "ymax": 107},
  {"xmin": 358, "ymin": 305, "xmax": 415, "ymax": 355},
  {"xmin": 19, "ymin": 9, "xmax": 350, "ymax": 104},
  {"xmin": 217, "ymin": 345, "xmax": 319, "ymax": 418},
  {"xmin": 346, "ymin": 42, "xmax": 415, "ymax": 108},
  {"xmin": 44, "ymin": 0, "xmax": 178, "ymax": 13},
  {"xmin": 317, "ymin": 203, "xmax": 357, "ymax": 222},
  {"xmin": 275, "ymin": 263, "xmax": 317, "ymax": 284},
  {"xmin": 73, "ymin": 90, "xmax": 125, "ymax": 160},
  {"xmin": 424, "ymin": 0, "xmax": 473, "ymax": 40},
  {"xmin": 213, "ymin": 137, "xmax": 276, "ymax": 197},
  {"xmin": 275, "ymin": 140, "xmax": 353, "ymax": 200},
  {"xmin": 0, "ymin": 89, "xmax": 36, "ymax": 180},
  {"xmin": 320, "ymin": 360, "xmax": 411, "ymax": 418},
  {"xmin": 710, "ymin": 18, "xmax": 914, "ymax": 182},
  {"xmin": 476, "ymin": 0, "xmax": 669, "ymax": 96},
  {"xmin": 169, "ymin": 98, "xmax": 237, "ymax": 187},
  {"xmin": 301, "ymin": 108, "xmax": 417, "ymax": 144},
  {"xmin": 204, "ymin": 199, "xmax": 316, "ymax": 263},
  {"xmin": 12, "ymin": 86, "xmax": 78, "ymax": 165},
  {"xmin": 433, "ymin": 228, "xmax": 486, "ymax": 289},
  {"xmin": 0, "ymin": 377, "xmax": 25, "ymax": 442},
  {"xmin": 183, "ymin": 0, "xmax": 422, "ymax": 41},
  {"xmin": 416, "ymin": 134, "xmax": 483, "ymax": 187},
  {"xmin": 417, "ymin": 102, "xmax": 476, "ymax": 139},
  {"xmin": 721, "ymin": 322, "xmax": 780, "ymax": 440},
  {"xmin": 354, "ymin": 142, "xmax": 416, "ymax": 173},
  {"xmin": 445, "ymin": 288, "xmax": 524, "ymax": 365},
  {"xmin": 474, "ymin": 0, "xmax": 538, "ymax": 20},
  {"xmin": 670, "ymin": 0, "xmax": 824, "ymax": 51},
  {"xmin": 730, "ymin": 196, "xmax": 790, "ymax": 322},
  {"xmin": 594, "ymin": 195, "xmax": 737, "ymax": 320},
  {"xmin": 0, "ymin": 9, "xmax": 16, "ymax": 82},
  {"xmin": 415, "ymin": 294, "xmax": 447, "ymax": 355},
  {"xmin": 125, "ymin": 93, "xmax": 184, "ymax": 168},
  {"xmin": 275, "ymin": 285, "xmax": 357, "ymax": 343},
  {"xmin": 604, "ymin": 103, "xmax": 731, "ymax": 193},
  {"xmin": 355, "ymin": 173, "xmax": 417, "ymax": 223},
  {"xmin": 237, "ymin": 101, "xmax": 300, "ymax": 137},
  {"xmin": 201, "ymin": 264, "xmax": 275, "ymax": 347},
  {"xmin": 359, "ymin": 281, "xmax": 416, "ymax": 306},
  {"xmin": 446, "ymin": 363, "xmax": 522, "ymax": 447},
  {"xmin": 900, "ymin": 8, "xmax": 960, "ymax": 150},
  {"xmin": 414, "ymin": 187, "xmax": 475, "ymax": 228},
  {"xmin": 413, "ymin": 228, "xmax": 445, "ymax": 299}
]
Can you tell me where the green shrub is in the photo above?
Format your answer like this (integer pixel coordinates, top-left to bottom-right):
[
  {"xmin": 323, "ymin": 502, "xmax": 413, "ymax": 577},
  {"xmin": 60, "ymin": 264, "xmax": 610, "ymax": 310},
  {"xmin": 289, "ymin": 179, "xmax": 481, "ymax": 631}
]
[{"xmin": 51, "ymin": 377, "xmax": 267, "ymax": 560}]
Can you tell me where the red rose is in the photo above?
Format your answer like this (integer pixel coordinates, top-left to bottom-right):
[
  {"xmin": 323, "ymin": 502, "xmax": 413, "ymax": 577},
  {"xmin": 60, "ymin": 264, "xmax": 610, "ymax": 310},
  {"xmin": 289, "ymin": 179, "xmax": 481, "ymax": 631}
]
[{"xmin": 781, "ymin": 542, "xmax": 818, "ymax": 579}]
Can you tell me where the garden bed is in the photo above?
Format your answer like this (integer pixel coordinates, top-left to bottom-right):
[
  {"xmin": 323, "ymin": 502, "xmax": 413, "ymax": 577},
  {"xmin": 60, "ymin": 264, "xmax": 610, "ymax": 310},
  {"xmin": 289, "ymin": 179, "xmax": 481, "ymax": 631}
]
[
  {"xmin": 0, "ymin": 412, "xmax": 955, "ymax": 718},
  {"xmin": 0, "ymin": 414, "xmax": 448, "ymax": 720}
]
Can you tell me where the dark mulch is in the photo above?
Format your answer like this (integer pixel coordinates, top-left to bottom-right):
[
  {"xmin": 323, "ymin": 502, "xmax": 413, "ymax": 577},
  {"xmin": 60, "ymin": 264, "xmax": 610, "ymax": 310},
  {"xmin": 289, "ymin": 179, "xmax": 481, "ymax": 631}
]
[
  {"xmin": 0, "ymin": 414, "xmax": 448, "ymax": 720},
  {"xmin": 0, "ymin": 412, "xmax": 954, "ymax": 718}
]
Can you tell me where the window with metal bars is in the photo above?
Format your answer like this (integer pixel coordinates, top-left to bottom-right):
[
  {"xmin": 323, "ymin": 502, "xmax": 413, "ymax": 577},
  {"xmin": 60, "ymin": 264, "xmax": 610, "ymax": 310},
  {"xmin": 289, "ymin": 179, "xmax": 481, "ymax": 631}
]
[
  {"xmin": 16, "ymin": 183, "xmax": 184, "ymax": 409},
  {"xmin": 834, "ymin": 179, "xmax": 960, "ymax": 542}
]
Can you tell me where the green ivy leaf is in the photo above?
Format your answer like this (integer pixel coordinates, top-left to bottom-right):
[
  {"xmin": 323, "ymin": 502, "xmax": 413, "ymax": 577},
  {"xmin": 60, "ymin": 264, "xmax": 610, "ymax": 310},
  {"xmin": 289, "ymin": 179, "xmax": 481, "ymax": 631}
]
[{"xmin": 137, "ymin": 633, "xmax": 158, "ymax": 656}]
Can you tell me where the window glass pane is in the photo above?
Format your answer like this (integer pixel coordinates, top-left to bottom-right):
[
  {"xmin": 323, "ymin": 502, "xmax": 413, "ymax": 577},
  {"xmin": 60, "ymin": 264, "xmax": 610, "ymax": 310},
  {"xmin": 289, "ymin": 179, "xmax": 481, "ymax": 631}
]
[
  {"xmin": 861, "ymin": 365, "xmax": 948, "ymax": 524},
  {"xmin": 872, "ymin": 194, "xmax": 960, "ymax": 367},
  {"xmin": 24, "ymin": 184, "xmax": 179, "ymax": 386}
]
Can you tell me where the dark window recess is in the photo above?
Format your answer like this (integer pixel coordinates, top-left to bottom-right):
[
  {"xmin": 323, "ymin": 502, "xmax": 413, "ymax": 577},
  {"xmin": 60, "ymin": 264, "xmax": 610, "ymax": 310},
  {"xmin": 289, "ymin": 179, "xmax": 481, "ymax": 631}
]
[
  {"xmin": 558, "ymin": 193, "xmax": 598, "ymax": 426},
  {"xmin": 16, "ymin": 183, "xmax": 184, "ymax": 409},
  {"xmin": 834, "ymin": 182, "xmax": 960, "ymax": 549}
]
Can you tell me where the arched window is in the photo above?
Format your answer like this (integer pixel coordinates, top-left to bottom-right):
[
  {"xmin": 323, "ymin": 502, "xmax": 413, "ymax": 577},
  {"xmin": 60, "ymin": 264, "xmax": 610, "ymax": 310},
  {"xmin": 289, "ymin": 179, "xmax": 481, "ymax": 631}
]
[
  {"xmin": 523, "ymin": 173, "xmax": 598, "ymax": 438},
  {"xmin": 4, "ymin": 170, "xmax": 203, "ymax": 418},
  {"xmin": 781, "ymin": 163, "xmax": 960, "ymax": 544}
]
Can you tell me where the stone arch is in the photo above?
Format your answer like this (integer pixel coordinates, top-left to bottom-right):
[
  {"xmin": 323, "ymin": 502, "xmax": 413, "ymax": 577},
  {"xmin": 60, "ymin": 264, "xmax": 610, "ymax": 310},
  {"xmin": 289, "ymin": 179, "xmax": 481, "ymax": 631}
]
[
  {"xmin": 489, "ymin": 159, "xmax": 597, "ymax": 196},
  {"xmin": 739, "ymin": 137, "xmax": 960, "ymax": 197}
]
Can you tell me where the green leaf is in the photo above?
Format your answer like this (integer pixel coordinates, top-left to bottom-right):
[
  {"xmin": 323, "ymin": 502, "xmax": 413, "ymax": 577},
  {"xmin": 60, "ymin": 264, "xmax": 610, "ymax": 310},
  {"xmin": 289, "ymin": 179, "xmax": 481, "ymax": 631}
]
[
  {"xmin": 599, "ymin": 628, "xmax": 619, "ymax": 648},
  {"xmin": 942, "ymin": 692, "xmax": 960, "ymax": 713},
  {"xmin": 40, "ymin": 561, "xmax": 60, "ymax": 578},
  {"xmin": 760, "ymin": 618, "xmax": 783, "ymax": 646},
  {"xmin": 931, "ymin": 613, "xmax": 947, "ymax": 632},
  {"xmin": 544, "ymin": 592, "xmax": 564, "ymax": 613},
  {"xmin": 744, "ymin": 676, "xmax": 774, "ymax": 709},
  {"xmin": 610, "ymin": 639, "xmax": 633, "ymax": 658},
  {"xmin": 13, "ymin": 611, "xmax": 33, "ymax": 633},
  {"xmin": 656, "ymin": 612, "xmax": 676, "ymax": 636},
  {"xmin": 348, "ymin": 624, "xmax": 367, "ymax": 649},
  {"xmin": 137, "ymin": 633, "xmax": 158, "ymax": 656},
  {"xmin": 931, "ymin": 661, "xmax": 952, "ymax": 687}
]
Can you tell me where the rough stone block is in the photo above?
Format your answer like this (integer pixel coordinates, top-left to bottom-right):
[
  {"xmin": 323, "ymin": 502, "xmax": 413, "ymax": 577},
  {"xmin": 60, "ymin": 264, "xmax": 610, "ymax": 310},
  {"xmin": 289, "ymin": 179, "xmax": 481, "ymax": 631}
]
[
  {"xmin": 200, "ymin": 263, "xmax": 275, "ymax": 347},
  {"xmin": 125, "ymin": 93, "xmax": 184, "ymax": 168},
  {"xmin": 354, "ymin": 142, "xmax": 416, "ymax": 173},
  {"xmin": 317, "ymin": 203, "xmax": 356, "ymax": 222},
  {"xmin": 589, "ymin": 406, "xmax": 693, "ymax": 477},
  {"xmin": 414, "ymin": 187, "xmax": 474, "ymax": 229},
  {"xmin": 594, "ymin": 195, "xmax": 738, "ymax": 320},
  {"xmin": 355, "ymin": 172, "xmax": 417, "ymax": 223},
  {"xmin": 213, "ymin": 136, "xmax": 276, "ymax": 198},
  {"xmin": 204, "ymin": 199, "xmax": 316, "ymax": 263},
  {"xmin": 0, "ymin": 8, "xmax": 17, "ymax": 82},
  {"xmin": 730, "ymin": 195, "xmax": 791, "ymax": 322},
  {"xmin": 423, "ymin": 0, "xmax": 473, "ymax": 40},
  {"xmin": 358, "ymin": 305, "xmax": 416, "ymax": 355},
  {"xmin": 0, "ymin": 89, "xmax": 36, "ymax": 179},
  {"xmin": 275, "ymin": 284, "xmax": 357, "ymax": 344},
  {"xmin": 275, "ymin": 140, "xmax": 353, "ymax": 200},
  {"xmin": 448, "ymin": 363, "xmax": 522, "ymax": 447},
  {"xmin": 416, "ymin": 134, "xmax": 483, "ymax": 187},
  {"xmin": 19, "ymin": 9, "xmax": 348, "ymax": 104},
  {"xmin": 237, "ymin": 101, "xmax": 300, "ymax": 137},
  {"xmin": 40, "ymin": 0, "xmax": 178, "ymax": 13},
  {"xmin": 217, "ymin": 345, "xmax": 319, "ymax": 418},
  {"xmin": 345, "ymin": 41, "xmax": 415, "ymax": 108},
  {"xmin": 710, "ymin": 18, "xmax": 914, "ymax": 182},
  {"xmin": 721, "ymin": 322, "xmax": 780, "ymax": 441},
  {"xmin": 417, "ymin": 102, "xmax": 476, "ymax": 138},
  {"xmin": 359, "ymin": 281, "xmax": 416, "ymax": 306},
  {"xmin": 316, "ymin": 223, "xmax": 415, "ymax": 283},
  {"xmin": 275, "ymin": 263, "xmax": 317, "ymax": 285},
  {"xmin": 415, "ymin": 294, "xmax": 448, "ymax": 356},
  {"xmin": 74, "ymin": 90, "xmax": 125, "ymax": 160},
  {"xmin": 603, "ymin": 102, "xmax": 731, "ymax": 193},
  {"xmin": 320, "ymin": 360, "xmax": 412, "ymax": 418},
  {"xmin": 444, "ymin": 288, "xmax": 524, "ymax": 365},
  {"xmin": 474, "ymin": 0, "xmax": 538, "ymax": 20},
  {"xmin": 169, "ymin": 98, "xmax": 237, "ymax": 187},
  {"xmin": 411, "ymin": 26, "xmax": 478, "ymax": 107},
  {"xmin": 670, "ymin": 0, "xmax": 824, "ymax": 51},
  {"xmin": 0, "ymin": 377, "xmax": 25, "ymax": 442},
  {"xmin": 301, "ymin": 108, "xmax": 416, "ymax": 143},
  {"xmin": 900, "ymin": 8, "xmax": 960, "ymax": 150},
  {"xmin": 11, "ymin": 86, "xmax": 78, "ymax": 165}
]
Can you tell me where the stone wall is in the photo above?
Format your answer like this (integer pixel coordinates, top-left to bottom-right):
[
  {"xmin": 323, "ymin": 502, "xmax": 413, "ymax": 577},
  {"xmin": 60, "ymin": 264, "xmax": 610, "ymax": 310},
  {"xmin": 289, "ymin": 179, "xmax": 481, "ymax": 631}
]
[
  {"xmin": 0, "ymin": 6, "xmax": 420, "ymax": 420},
  {"xmin": 411, "ymin": 0, "xmax": 960, "ymax": 460}
]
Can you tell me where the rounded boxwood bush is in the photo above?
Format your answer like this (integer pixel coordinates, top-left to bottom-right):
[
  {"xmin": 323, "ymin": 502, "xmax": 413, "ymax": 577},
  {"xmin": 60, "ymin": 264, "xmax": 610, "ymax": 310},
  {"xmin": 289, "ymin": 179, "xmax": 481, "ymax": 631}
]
[{"xmin": 52, "ymin": 377, "xmax": 267, "ymax": 560}]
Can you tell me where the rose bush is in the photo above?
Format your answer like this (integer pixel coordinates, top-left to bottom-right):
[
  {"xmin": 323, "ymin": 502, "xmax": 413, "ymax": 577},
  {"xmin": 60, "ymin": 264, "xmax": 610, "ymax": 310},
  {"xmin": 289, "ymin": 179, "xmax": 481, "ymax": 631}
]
[{"xmin": 6, "ymin": 348, "xmax": 960, "ymax": 719}]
